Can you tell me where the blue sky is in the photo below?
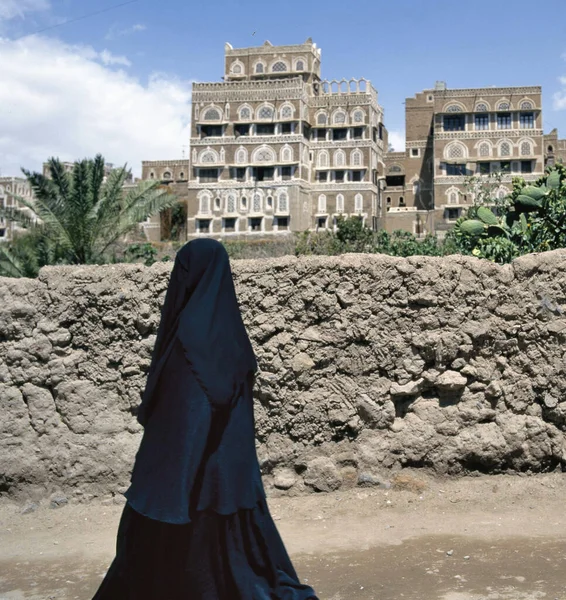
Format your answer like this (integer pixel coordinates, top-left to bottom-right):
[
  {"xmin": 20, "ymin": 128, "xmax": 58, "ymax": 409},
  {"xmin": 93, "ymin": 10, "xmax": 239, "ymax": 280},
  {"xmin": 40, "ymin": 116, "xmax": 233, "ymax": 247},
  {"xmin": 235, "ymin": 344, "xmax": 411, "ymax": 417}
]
[{"xmin": 1, "ymin": 0, "xmax": 566, "ymax": 175}]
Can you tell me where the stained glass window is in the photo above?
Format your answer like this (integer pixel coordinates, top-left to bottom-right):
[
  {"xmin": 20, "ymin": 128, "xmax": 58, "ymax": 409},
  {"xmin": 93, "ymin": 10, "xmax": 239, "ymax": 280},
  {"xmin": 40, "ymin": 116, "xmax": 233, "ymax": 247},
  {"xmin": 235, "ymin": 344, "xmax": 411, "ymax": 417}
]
[
  {"xmin": 498, "ymin": 102, "xmax": 510, "ymax": 111},
  {"xmin": 353, "ymin": 110, "xmax": 364, "ymax": 123},
  {"xmin": 500, "ymin": 142, "xmax": 511, "ymax": 157},
  {"xmin": 296, "ymin": 60, "xmax": 305, "ymax": 71},
  {"xmin": 272, "ymin": 61, "xmax": 287, "ymax": 72},
  {"xmin": 255, "ymin": 148, "xmax": 274, "ymax": 162},
  {"xmin": 520, "ymin": 141, "xmax": 532, "ymax": 156},
  {"xmin": 232, "ymin": 63, "xmax": 242, "ymax": 74},
  {"xmin": 479, "ymin": 143, "xmax": 490, "ymax": 157},
  {"xmin": 201, "ymin": 152, "xmax": 216, "ymax": 163},
  {"xmin": 255, "ymin": 63, "xmax": 264, "ymax": 74},
  {"xmin": 446, "ymin": 105, "xmax": 462, "ymax": 112},
  {"xmin": 258, "ymin": 105, "xmax": 274, "ymax": 119},
  {"xmin": 520, "ymin": 101, "xmax": 533, "ymax": 110},
  {"xmin": 475, "ymin": 103, "xmax": 488, "ymax": 112},
  {"xmin": 203, "ymin": 108, "xmax": 221, "ymax": 121},
  {"xmin": 281, "ymin": 105, "xmax": 293, "ymax": 119},
  {"xmin": 317, "ymin": 113, "xmax": 327, "ymax": 125},
  {"xmin": 240, "ymin": 107, "xmax": 251, "ymax": 120},
  {"xmin": 334, "ymin": 111, "xmax": 346, "ymax": 124}
]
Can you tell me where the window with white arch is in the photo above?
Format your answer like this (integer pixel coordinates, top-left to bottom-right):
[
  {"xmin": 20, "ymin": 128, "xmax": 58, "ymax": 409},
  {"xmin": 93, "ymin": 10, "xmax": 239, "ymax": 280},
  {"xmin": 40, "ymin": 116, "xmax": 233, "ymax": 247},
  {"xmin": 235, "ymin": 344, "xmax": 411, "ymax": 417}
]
[
  {"xmin": 255, "ymin": 62, "xmax": 265, "ymax": 74},
  {"xmin": 475, "ymin": 102, "xmax": 488, "ymax": 112},
  {"xmin": 200, "ymin": 150, "xmax": 217, "ymax": 164},
  {"xmin": 254, "ymin": 147, "xmax": 275, "ymax": 162},
  {"xmin": 497, "ymin": 101, "xmax": 510, "ymax": 110},
  {"xmin": 351, "ymin": 149, "xmax": 362, "ymax": 166},
  {"xmin": 203, "ymin": 107, "xmax": 221, "ymax": 121},
  {"xmin": 499, "ymin": 142, "xmax": 511, "ymax": 157},
  {"xmin": 333, "ymin": 111, "xmax": 346, "ymax": 125},
  {"xmin": 163, "ymin": 171, "xmax": 172, "ymax": 180},
  {"xmin": 295, "ymin": 60, "xmax": 305, "ymax": 71},
  {"xmin": 252, "ymin": 193, "xmax": 262, "ymax": 213},
  {"xmin": 257, "ymin": 105, "xmax": 274, "ymax": 120},
  {"xmin": 231, "ymin": 63, "xmax": 243, "ymax": 74},
  {"xmin": 520, "ymin": 141, "xmax": 532, "ymax": 156},
  {"xmin": 448, "ymin": 190, "xmax": 459, "ymax": 205},
  {"xmin": 318, "ymin": 194, "xmax": 327, "ymax": 213},
  {"xmin": 278, "ymin": 192, "xmax": 288, "ymax": 213},
  {"xmin": 281, "ymin": 146, "xmax": 293, "ymax": 162},
  {"xmin": 354, "ymin": 194, "xmax": 363, "ymax": 213},
  {"xmin": 199, "ymin": 194, "xmax": 211, "ymax": 214},
  {"xmin": 318, "ymin": 151, "xmax": 329, "ymax": 168},
  {"xmin": 239, "ymin": 106, "xmax": 251, "ymax": 120},
  {"xmin": 334, "ymin": 150, "xmax": 346, "ymax": 167},
  {"xmin": 520, "ymin": 100, "xmax": 533, "ymax": 110},
  {"xmin": 317, "ymin": 112, "xmax": 327, "ymax": 126},
  {"xmin": 446, "ymin": 104, "xmax": 463, "ymax": 112},
  {"xmin": 336, "ymin": 194, "xmax": 345, "ymax": 213},
  {"xmin": 353, "ymin": 110, "xmax": 364, "ymax": 123},
  {"xmin": 235, "ymin": 147, "xmax": 247, "ymax": 164},
  {"xmin": 446, "ymin": 143, "xmax": 466, "ymax": 159},
  {"xmin": 272, "ymin": 61, "xmax": 287, "ymax": 72},
  {"xmin": 478, "ymin": 142, "xmax": 491, "ymax": 157},
  {"xmin": 227, "ymin": 194, "xmax": 236, "ymax": 213},
  {"xmin": 280, "ymin": 104, "xmax": 293, "ymax": 120}
]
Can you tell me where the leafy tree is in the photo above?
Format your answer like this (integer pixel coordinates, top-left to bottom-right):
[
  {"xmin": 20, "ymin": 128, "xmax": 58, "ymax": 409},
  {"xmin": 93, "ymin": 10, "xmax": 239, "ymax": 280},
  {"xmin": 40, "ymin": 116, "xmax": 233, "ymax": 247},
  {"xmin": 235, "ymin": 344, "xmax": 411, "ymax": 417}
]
[{"xmin": 0, "ymin": 155, "xmax": 178, "ymax": 276}]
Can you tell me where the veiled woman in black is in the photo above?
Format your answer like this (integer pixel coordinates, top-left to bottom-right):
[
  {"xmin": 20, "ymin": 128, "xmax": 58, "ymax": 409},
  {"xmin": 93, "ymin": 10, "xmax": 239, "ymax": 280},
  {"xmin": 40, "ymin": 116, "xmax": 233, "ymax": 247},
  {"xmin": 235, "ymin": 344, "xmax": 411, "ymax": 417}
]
[{"xmin": 93, "ymin": 238, "xmax": 318, "ymax": 600}]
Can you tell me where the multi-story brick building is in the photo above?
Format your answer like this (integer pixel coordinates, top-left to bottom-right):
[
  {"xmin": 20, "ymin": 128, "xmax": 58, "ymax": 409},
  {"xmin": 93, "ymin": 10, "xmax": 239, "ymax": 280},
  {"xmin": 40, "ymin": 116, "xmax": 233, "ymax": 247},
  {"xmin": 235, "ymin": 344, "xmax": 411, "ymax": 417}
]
[
  {"xmin": 544, "ymin": 128, "xmax": 566, "ymax": 167},
  {"xmin": 384, "ymin": 83, "xmax": 547, "ymax": 236},
  {"xmin": 185, "ymin": 39, "xmax": 387, "ymax": 237},
  {"xmin": 0, "ymin": 177, "xmax": 35, "ymax": 242}
]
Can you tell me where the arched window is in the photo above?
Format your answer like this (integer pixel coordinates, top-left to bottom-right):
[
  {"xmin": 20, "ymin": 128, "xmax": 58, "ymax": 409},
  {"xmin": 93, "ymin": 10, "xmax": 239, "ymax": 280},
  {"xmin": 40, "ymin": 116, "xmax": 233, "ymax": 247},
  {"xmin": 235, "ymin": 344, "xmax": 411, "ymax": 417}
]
[
  {"xmin": 386, "ymin": 197, "xmax": 391, "ymax": 205},
  {"xmin": 446, "ymin": 104, "xmax": 463, "ymax": 112},
  {"xmin": 236, "ymin": 147, "xmax": 247, "ymax": 164},
  {"xmin": 239, "ymin": 106, "xmax": 251, "ymax": 120},
  {"xmin": 318, "ymin": 151, "xmax": 329, "ymax": 168},
  {"xmin": 203, "ymin": 107, "xmax": 221, "ymax": 121},
  {"xmin": 272, "ymin": 61, "xmax": 287, "ymax": 72},
  {"xmin": 255, "ymin": 62, "xmax": 264, "ymax": 74},
  {"xmin": 334, "ymin": 150, "xmax": 346, "ymax": 167},
  {"xmin": 351, "ymin": 149, "xmax": 362, "ymax": 166},
  {"xmin": 354, "ymin": 194, "xmax": 363, "ymax": 213},
  {"xmin": 520, "ymin": 141, "xmax": 532, "ymax": 156},
  {"xmin": 254, "ymin": 146, "xmax": 275, "ymax": 162},
  {"xmin": 317, "ymin": 112, "xmax": 327, "ymax": 126},
  {"xmin": 318, "ymin": 194, "xmax": 327, "ymax": 213},
  {"xmin": 199, "ymin": 194, "xmax": 211, "ymax": 214},
  {"xmin": 448, "ymin": 191, "xmax": 458, "ymax": 205},
  {"xmin": 475, "ymin": 102, "xmax": 488, "ymax": 112},
  {"xmin": 163, "ymin": 171, "xmax": 172, "ymax": 180},
  {"xmin": 214, "ymin": 197, "xmax": 221, "ymax": 210},
  {"xmin": 257, "ymin": 105, "xmax": 274, "ymax": 120},
  {"xmin": 179, "ymin": 172, "xmax": 185, "ymax": 180},
  {"xmin": 548, "ymin": 145, "xmax": 554, "ymax": 153},
  {"xmin": 266, "ymin": 196, "xmax": 273, "ymax": 209},
  {"xmin": 149, "ymin": 172, "xmax": 155, "ymax": 180},
  {"xmin": 520, "ymin": 100, "xmax": 533, "ymax": 110},
  {"xmin": 336, "ymin": 194, "xmax": 344, "ymax": 213},
  {"xmin": 296, "ymin": 60, "xmax": 305, "ymax": 71},
  {"xmin": 253, "ymin": 193, "xmax": 262, "ymax": 213},
  {"xmin": 280, "ymin": 104, "xmax": 293, "ymax": 119},
  {"xmin": 499, "ymin": 142, "xmax": 511, "ymax": 157},
  {"xmin": 333, "ymin": 110, "xmax": 346, "ymax": 125},
  {"xmin": 241, "ymin": 196, "xmax": 248, "ymax": 210},
  {"xmin": 278, "ymin": 192, "xmax": 288, "ymax": 213},
  {"xmin": 231, "ymin": 63, "xmax": 242, "ymax": 74},
  {"xmin": 498, "ymin": 101, "xmax": 510, "ymax": 110},
  {"xmin": 227, "ymin": 194, "xmax": 236, "ymax": 213},
  {"xmin": 447, "ymin": 143, "xmax": 465, "ymax": 159},
  {"xmin": 353, "ymin": 110, "xmax": 364, "ymax": 123},
  {"xmin": 479, "ymin": 142, "xmax": 490, "ymax": 157},
  {"xmin": 200, "ymin": 150, "xmax": 217, "ymax": 164},
  {"xmin": 281, "ymin": 146, "xmax": 292, "ymax": 162}
]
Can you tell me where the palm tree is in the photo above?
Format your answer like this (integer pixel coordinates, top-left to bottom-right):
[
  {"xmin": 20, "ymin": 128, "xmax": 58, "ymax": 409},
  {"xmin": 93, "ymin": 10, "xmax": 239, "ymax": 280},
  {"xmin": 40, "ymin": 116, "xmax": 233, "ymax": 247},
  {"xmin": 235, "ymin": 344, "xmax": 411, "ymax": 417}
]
[{"xmin": 0, "ymin": 155, "xmax": 179, "ymax": 276}]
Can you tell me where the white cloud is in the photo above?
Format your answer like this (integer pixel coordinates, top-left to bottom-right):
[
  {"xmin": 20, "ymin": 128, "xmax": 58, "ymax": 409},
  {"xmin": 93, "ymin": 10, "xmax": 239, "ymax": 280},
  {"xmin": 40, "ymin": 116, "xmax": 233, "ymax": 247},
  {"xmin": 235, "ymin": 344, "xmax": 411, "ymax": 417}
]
[
  {"xmin": 0, "ymin": 0, "xmax": 49, "ymax": 20},
  {"xmin": 387, "ymin": 130, "xmax": 406, "ymax": 152},
  {"xmin": 99, "ymin": 49, "xmax": 131, "ymax": 67},
  {"xmin": 106, "ymin": 23, "xmax": 146, "ymax": 40},
  {"xmin": 553, "ymin": 75, "xmax": 566, "ymax": 111},
  {"xmin": 0, "ymin": 35, "xmax": 192, "ymax": 178}
]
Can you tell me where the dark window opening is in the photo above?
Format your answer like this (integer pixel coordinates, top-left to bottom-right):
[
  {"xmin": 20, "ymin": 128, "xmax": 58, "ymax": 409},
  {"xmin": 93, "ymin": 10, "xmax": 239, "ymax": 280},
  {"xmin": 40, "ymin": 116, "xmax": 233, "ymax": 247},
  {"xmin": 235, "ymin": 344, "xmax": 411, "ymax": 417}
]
[
  {"xmin": 303, "ymin": 124, "xmax": 311, "ymax": 140},
  {"xmin": 223, "ymin": 218, "xmax": 236, "ymax": 232},
  {"xmin": 335, "ymin": 170, "xmax": 345, "ymax": 183},
  {"xmin": 281, "ymin": 122, "xmax": 293, "ymax": 135},
  {"xmin": 313, "ymin": 128, "xmax": 327, "ymax": 140},
  {"xmin": 231, "ymin": 167, "xmax": 246, "ymax": 182},
  {"xmin": 520, "ymin": 112, "xmax": 534, "ymax": 129},
  {"xmin": 378, "ymin": 123, "xmax": 384, "ymax": 140},
  {"xmin": 399, "ymin": 197, "xmax": 405, "ymax": 207},
  {"xmin": 199, "ymin": 168, "xmax": 219, "ymax": 183},
  {"xmin": 353, "ymin": 127, "xmax": 364, "ymax": 140},
  {"xmin": 316, "ymin": 171, "xmax": 328, "ymax": 182},
  {"xmin": 500, "ymin": 161, "xmax": 511, "ymax": 173},
  {"xmin": 256, "ymin": 123, "xmax": 275, "ymax": 135},
  {"xmin": 317, "ymin": 217, "xmax": 327, "ymax": 229},
  {"xmin": 443, "ymin": 115, "xmax": 465, "ymax": 131},
  {"xmin": 548, "ymin": 145, "xmax": 554, "ymax": 153},
  {"xmin": 411, "ymin": 148, "xmax": 419, "ymax": 157},
  {"xmin": 372, "ymin": 127, "xmax": 378, "ymax": 142},
  {"xmin": 235, "ymin": 124, "xmax": 250, "ymax": 136},
  {"xmin": 254, "ymin": 167, "xmax": 274, "ymax": 181},
  {"xmin": 385, "ymin": 175, "xmax": 405, "ymax": 187},
  {"xmin": 521, "ymin": 160, "xmax": 533, "ymax": 173},
  {"xmin": 351, "ymin": 170, "xmax": 363, "ymax": 182},
  {"xmin": 332, "ymin": 128, "xmax": 348, "ymax": 141},
  {"xmin": 446, "ymin": 208, "xmax": 460, "ymax": 221},
  {"xmin": 197, "ymin": 219, "xmax": 211, "ymax": 232},
  {"xmin": 446, "ymin": 163, "xmax": 466, "ymax": 176},
  {"xmin": 200, "ymin": 125, "xmax": 223, "ymax": 138},
  {"xmin": 276, "ymin": 216, "xmax": 289, "ymax": 229},
  {"xmin": 477, "ymin": 162, "xmax": 490, "ymax": 175},
  {"xmin": 249, "ymin": 217, "xmax": 262, "ymax": 232},
  {"xmin": 281, "ymin": 166, "xmax": 292, "ymax": 180}
]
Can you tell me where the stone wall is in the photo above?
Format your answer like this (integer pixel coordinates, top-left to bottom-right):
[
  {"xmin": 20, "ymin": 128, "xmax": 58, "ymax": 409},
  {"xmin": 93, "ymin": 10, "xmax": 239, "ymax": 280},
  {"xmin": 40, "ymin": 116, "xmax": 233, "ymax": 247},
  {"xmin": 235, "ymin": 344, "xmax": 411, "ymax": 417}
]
[{"xmin": 1, "ymin": 251, "xmax": 566, "ymax": 501}]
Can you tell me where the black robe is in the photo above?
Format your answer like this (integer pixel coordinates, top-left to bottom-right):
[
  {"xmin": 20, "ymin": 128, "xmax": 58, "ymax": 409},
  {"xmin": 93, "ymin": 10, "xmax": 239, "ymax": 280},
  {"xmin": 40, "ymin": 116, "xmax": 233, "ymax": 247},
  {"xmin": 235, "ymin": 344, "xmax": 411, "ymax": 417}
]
[{"xmin": 93, "ymin": 239, "xmax": 318, "ymax": 600}]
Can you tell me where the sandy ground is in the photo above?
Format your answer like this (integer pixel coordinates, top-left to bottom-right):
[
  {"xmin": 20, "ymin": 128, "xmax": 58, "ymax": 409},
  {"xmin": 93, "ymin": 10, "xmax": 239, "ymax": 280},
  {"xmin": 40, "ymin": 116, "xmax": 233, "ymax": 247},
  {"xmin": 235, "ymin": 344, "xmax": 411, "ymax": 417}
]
[{"xmin": 1, "ymin": 471, "xmax": 566, "ymax": 600}]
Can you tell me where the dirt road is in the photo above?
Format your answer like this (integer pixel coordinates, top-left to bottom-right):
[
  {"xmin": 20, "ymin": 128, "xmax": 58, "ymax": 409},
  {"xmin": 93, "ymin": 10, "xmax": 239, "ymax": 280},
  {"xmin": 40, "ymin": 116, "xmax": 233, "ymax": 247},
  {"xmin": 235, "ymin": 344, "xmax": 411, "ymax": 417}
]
[{"xmin": 1, "ymin": 471, "xmax": 566, "ymax": 600}]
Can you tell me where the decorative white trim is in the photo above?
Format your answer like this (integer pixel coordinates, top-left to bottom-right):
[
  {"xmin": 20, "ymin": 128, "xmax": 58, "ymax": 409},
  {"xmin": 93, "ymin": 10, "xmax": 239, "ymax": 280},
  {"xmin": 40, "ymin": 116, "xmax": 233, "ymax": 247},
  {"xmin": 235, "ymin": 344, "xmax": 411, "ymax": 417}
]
[
  {"xmin": 317, "ymin": 149, "xmax": 329, "ymax": 168},
  {"xmin": 270, "ymin": 59, "xmax": 289, "ymax": 73},
  {"xmin": 251, "ymin": 145, "xmax": 276, "ymax": 163},
  {"xmin": 332, "ymin": 108, "xmax": 347, "ymax": 125},
  {"xmin": 256, "ymin": 102, "xmax": 275, "ymax": 120},
  {"xmin": 230, "ymin": 59, "xmax": 245, "ymax": 75},
  {"xmin": 475, "ymin": 139, "xmax": 493, "ymax": 158},
  {"xmin": 496, "ymin": 98, "xmax": 512, "ymax": 111},
  {"xmin": 202, "ymin": 104, "xmax": 223, "ymax": 121},
  {"xmin": 444, "ymin": 141, "xmax": 468, "ymax": 160},
  {"xmin": 279, "ymin": 102, "xmax": 295, "ymax": 120},
  {"xmin": 443, "ymin": 101, "xmax": 466, "ymax": 113}
]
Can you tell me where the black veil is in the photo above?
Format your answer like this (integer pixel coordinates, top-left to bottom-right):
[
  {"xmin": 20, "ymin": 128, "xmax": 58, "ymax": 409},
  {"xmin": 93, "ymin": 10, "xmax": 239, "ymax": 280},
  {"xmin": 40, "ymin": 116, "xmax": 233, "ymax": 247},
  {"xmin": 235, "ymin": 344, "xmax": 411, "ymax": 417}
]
[{"xmin": 137, "ymin": 239, "xmax": 257, "ymax": 426}]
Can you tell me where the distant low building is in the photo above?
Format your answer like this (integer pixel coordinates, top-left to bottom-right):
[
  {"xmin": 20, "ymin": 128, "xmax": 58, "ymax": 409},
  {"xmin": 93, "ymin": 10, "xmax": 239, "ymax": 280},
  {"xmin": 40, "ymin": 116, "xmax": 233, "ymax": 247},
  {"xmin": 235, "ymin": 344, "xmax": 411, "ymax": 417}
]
[{"xmin": 0, "ymin": 177, "xmax": 35, "ymax": 242}]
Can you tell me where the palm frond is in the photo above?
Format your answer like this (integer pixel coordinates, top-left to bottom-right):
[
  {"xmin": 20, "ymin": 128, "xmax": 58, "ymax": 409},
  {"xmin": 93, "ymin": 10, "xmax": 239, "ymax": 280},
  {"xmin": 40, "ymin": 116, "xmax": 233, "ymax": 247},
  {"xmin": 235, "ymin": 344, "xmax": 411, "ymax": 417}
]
[
  {"xmin": 0, "ymin": 243, "xmax": 26, "ymax": 278},
  {"xmin": 47, "ymin": 158, "xmax": 72, "ymax": 209}
]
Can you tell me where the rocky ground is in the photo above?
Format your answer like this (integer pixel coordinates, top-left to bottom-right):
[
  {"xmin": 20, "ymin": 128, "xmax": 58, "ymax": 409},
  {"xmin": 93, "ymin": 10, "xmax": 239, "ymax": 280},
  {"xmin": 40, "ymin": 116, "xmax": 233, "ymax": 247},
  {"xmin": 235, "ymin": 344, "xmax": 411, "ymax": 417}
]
[{"xmin": 1, "ymin": 471, "xmax": 566, "ymax": 600}]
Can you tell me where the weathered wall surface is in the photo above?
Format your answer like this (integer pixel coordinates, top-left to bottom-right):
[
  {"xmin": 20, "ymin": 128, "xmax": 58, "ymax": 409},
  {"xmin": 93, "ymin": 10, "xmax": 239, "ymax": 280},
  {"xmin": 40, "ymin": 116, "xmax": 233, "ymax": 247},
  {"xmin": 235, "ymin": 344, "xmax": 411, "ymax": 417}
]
[{"xmin": 1, "ymin": 252, "xmax": 566, "ymax": 501}]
